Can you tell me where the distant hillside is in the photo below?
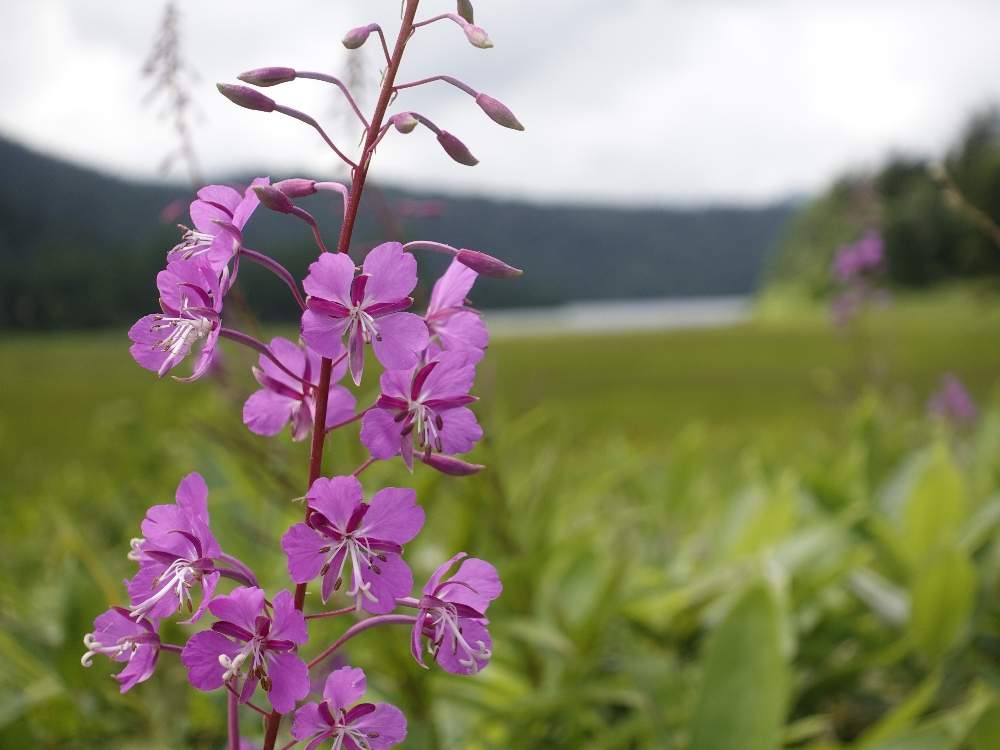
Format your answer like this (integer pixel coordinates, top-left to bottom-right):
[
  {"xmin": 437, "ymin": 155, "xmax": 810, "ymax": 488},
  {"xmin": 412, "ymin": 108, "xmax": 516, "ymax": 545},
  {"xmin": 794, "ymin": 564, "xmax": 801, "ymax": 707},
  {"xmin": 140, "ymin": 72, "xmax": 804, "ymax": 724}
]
[{"xmin": 0, "ymin": 135, "xmax": 795, "ymax": 328}]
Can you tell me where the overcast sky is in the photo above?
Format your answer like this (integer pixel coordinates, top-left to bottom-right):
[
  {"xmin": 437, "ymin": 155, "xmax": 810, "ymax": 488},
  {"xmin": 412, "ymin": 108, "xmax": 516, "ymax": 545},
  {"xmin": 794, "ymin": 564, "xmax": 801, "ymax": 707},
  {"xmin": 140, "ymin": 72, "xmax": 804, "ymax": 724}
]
[{"xmin": 2, "ymin": 0, "xmax": 999, "ymax": 205}]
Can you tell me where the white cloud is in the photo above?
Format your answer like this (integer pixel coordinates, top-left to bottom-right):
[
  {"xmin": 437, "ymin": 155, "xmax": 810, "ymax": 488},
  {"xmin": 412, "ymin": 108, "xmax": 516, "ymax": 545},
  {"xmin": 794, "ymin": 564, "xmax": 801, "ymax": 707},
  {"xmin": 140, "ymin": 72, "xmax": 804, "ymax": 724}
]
[{"xmin": 1, "ymin": 0, "xmax": 998, "ymax": 204}]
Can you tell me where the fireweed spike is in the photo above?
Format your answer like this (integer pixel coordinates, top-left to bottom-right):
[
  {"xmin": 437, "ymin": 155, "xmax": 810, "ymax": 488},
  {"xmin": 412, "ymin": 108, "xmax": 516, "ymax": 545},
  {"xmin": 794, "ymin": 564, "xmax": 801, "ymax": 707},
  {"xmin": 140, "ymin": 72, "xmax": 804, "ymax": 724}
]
[{"xmin": 87, "ymin": 3, "xmax": 528, "ymax": 747}]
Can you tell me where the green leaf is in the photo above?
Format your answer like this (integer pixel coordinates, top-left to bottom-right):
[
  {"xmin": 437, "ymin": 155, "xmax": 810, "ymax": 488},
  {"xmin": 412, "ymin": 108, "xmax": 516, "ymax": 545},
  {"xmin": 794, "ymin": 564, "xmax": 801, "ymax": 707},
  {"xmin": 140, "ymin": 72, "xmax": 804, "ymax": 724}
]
[
  {"xmin": 899, "ymin": 443, "xmax": 966, "ymax": 569},
  {"xmin": 689, "ymin": 581, "xmax": 788, "ymax": 750},
  {"xmin": 970, "ymin": 703, "xmax": 1000, "ymax": 750},
  {"xmin": 907, "ymin": 548, "xmax": 976, "ymax": 662},
  {"xmin": 855, "ymin": 670, "xmax": 941, "ymax": 748}
]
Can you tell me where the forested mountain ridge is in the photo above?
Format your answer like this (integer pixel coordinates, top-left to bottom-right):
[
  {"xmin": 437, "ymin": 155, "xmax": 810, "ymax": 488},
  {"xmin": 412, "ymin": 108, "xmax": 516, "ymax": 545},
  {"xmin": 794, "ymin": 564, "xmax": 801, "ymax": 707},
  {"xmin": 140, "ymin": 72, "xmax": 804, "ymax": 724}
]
[{"xmin": 0, "ymin": 135, "xmax": 795, "ymax": 328}]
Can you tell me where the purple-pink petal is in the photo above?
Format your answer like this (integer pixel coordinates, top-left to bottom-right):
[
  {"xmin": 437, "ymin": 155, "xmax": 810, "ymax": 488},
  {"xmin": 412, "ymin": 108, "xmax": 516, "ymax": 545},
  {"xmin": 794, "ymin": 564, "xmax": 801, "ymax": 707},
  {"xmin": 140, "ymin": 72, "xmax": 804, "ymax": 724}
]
[
  {"xmin": 291, "ymin": 702, "xmax": 329, "ymax": 741},
  {"xmin": 439, "ymin": 407, "xmax": 483, "ymax": 454},
  {"xmin": 370, "ymin": 313, "xmax": 428, "ymax": 371},
  {"xmin": 115, "ymin": 642, "xmax": 159, "ymax": 693},
  {"xmin": 323, "ymin": 666, "xmax": 367, "ymax": 712},
  {"xmin": 281, "ymin": 523, "xmax": 329, "ymax": 584},
  {"xmin": 208, "ymin": 586, "xmax": 266, "ymax": 632},
  {"xmin": 182, "ymin": 630, "xmax": 241, "ymax": 690},
  {"xmin": 353, "ymin": 703, "xmax": 408, "ymax": 749},
  {"xmin": 244, "ymin": 389, "xmax": 298, "ymax": 436},
  {"xmin": 307, "ymin": 476, "xmax": 364, "ymax": 528},
  {"xmin": 434, "ymin": 618, "xmax": 492, "ymax": 676},
  {"xmin": 266, "ymin": 650, "xmax": 310, "ymax": 714},
  {"xmin": 429, "ymin": 259, "xmax": 477, "ymax": 313},
  {"xmin": 270, "ymin": 589, "xmax": 309, "ymax": 645},
  {"xmin": 361, "ymin": 242, "xmax": 417, "ymax": 302},
  {"xmin": 360, "ymin": 487, "xmax": 424, "ymax": 545},
  {"xmin": 440, "ymin": 557, "xmax": 502, "ymax": 613},
  {"xmin": 303, "ymin": 252, "xmax": 356, "ymax": 304},
  {"xmin": 360, "ymin": 553, "xmax": 413, "ymax": 615},
  {"xmin": 301, "ymin": 308, "xmax": 350, "ymax": 359},
  {"xmin": 360, "ymin": 409, "xmax": 403, "ymax": 459},
  {"xmin": 436, "ymin": 309, "xmax": 488, "ymax": 353}
]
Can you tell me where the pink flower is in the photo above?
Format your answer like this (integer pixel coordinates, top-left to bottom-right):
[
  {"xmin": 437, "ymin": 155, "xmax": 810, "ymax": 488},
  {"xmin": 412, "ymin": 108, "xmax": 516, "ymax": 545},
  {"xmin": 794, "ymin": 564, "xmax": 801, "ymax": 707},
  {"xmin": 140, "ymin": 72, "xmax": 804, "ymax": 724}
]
[
  {"xmin": 833, "ymin": 230, "xmax": 884, "ymax": 283},
  {"xmin": 181, "ymin": 587, "xmax": 309, "ymax": 714},
  {"xmin": 412, "ymin": 553, "xmax": 501, "ymax": 675},
  {"xmin": 292, "ymin": 666, "xmax": 407, "ymax": 749},
  {"xmin": 243, "ymin": 337, "xmax": 356, "ymax": 441},
  {"xmin": 169, "ymin": 179, "xmax": 268, "ymax": 275},
  {"xmin": 928, "ymin": 373, "xmax": 978, "ymax": 425},
  {"xmin": 126, "ymin": 473, "xmax": 223, "ymax": 624},
  {"xmin": 281, "ymin": 476, "xmax": 424, "ymax": 613},
  {"xmin": 425, "ymin": 259, "xmax": 488, "ymax": 355},
  {"xmin": 128, "ymin": 257, "xmax": 223, "ymax": 381},
  {"xmin": 81, "ymin": 607, "xmax": 161, "ymax": 693},
  {"xmin": 301, "ymin": 243, "xmax": 429, "ymax": 385},
  {"xmin": 360, "ymin": 351, "xmax": 482, "ymax": 471}
]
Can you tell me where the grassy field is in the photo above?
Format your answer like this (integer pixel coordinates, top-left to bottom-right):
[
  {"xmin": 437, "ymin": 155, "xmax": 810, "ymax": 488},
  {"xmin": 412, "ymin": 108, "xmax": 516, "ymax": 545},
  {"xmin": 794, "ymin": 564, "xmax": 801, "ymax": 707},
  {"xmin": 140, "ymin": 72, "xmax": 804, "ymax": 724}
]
[{"xmin": 2, "ymin": 290, "xmax": 1000, "ymax": 749}]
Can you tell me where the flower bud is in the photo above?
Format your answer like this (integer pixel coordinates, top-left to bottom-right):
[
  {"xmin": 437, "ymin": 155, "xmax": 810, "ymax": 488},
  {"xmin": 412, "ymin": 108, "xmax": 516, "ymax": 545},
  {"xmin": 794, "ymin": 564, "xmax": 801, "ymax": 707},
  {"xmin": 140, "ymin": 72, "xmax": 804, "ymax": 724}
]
[
  {"xmin": 343, "ymin": 23, "xmax": 377, "ymax": 49},
  {"xmin": 456, "ymin": 249, "xmax": 523, "ymax": 278},
  {"xmin": 457, "ymin": 0, "xmax": 475, "ymax": 23},
  {"xmin": 475, "ymin": 93, "xmax": 524, "ymax": 131},
  {"xmin": 419, "ymin": 453, "xmax": 485, "ymax": 476},
  {"xmin": 253, "ymin": 185, "xmax": 295, "ymax": 214},
  {"xmin": 437, "ymin": 131, "xmax": 479, "ymax": 166},
  {"xmin": 274, "ymin": 178, "xmax": 317, "ymax": 198},
  {"xmin": 391, "ymin": 112, "xmax": 419, "ymax": 134},
  {"xmin": 463, "ymin": 23, "xmax": 493, "ymax": 49},
  {"xmin": 216, "ymin": 83, "xmax": 276, "ymax": 112},
  {"xmin": 237, "ymin": 67, "xmax": 296, "ymax": 87}
]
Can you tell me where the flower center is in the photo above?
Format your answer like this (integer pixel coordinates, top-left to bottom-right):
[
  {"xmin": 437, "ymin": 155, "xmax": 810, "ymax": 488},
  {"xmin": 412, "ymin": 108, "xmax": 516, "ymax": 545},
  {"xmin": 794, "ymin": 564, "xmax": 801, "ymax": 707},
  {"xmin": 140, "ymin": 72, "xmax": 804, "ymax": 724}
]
[
  {"xmin": 219, "ymin": 635, "xmax": 268, "ymax": 683},
  {"xmin": 130, "ymin": 557, "xmax": 198, "ymax": 621},
  {"xmin": 405, "ymin": 400, "xmax": 444, "ymax": 453},
  {"xmin": 171, "ymin": 227, "xmax": 216, "ymax": 259},
  {"xmin": 426, "ymin": 604, "xmax": 491, "ymax": 670},
  {"xmin": 152, "ymin": 313, "xmax": 213, "ymax": 359},
  {"xmin": 324, "ymin": 534, "xmax": 382, "ymax": 609},
  {"xmin": 349, "ymin": 306, "xmax": 380, "ymax": 343}
]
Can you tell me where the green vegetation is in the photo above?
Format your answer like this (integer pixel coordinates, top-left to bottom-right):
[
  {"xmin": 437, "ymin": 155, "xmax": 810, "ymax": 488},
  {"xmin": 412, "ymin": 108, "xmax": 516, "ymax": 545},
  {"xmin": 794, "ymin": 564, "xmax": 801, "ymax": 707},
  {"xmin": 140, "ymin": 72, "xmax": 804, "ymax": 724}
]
[
  {"xmin": 768, "ymin": 109, "xmax": 1000, "ymax": 297},
  {"xmin": 2, "ymin": 292, "xmax": 1000, "ymax": 749}
]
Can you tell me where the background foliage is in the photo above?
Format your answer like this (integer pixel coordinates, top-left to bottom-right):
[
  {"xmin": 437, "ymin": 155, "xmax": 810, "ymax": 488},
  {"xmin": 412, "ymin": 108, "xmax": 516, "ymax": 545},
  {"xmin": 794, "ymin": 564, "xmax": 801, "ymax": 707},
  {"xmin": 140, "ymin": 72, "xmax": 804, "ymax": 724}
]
[{"xmin": 2, "ymin": 292, "xmax": 999, "ymax": 749}]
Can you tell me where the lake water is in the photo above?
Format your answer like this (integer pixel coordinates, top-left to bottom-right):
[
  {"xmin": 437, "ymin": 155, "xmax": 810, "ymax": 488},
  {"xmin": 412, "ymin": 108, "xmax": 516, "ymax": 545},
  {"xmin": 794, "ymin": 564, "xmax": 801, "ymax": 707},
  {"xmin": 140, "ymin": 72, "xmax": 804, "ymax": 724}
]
[{"xmin": 483, "ymin": 295, "xmax": 751, "ymax": 337}]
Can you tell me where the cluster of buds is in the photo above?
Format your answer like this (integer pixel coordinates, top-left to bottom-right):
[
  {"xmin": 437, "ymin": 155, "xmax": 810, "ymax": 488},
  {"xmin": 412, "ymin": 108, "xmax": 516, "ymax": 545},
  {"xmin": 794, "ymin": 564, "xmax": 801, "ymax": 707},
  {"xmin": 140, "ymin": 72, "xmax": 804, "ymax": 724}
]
[{"xmin": 89, "ymin": 3, "xmax": 523, "ymax": 748}]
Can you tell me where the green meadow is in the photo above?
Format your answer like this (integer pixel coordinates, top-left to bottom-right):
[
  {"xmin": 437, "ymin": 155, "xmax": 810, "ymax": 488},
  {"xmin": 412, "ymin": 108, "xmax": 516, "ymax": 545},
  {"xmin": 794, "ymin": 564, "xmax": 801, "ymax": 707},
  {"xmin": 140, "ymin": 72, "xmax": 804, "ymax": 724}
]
[{"xmin": 2, "ymin": 290, "xmax": 1000, "ymax": 749}]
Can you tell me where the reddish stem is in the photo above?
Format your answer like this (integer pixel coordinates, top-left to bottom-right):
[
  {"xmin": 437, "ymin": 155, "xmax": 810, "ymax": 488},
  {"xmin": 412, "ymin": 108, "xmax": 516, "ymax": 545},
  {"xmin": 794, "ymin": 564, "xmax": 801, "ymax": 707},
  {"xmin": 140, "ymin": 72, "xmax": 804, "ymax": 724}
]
[
  {"xmin": 261, "ymin": 4, "xmax": 423, "ymax": 748},
  {"xmin": 307, "ymin": 615, "xmax": 417, "ymax": 669}
]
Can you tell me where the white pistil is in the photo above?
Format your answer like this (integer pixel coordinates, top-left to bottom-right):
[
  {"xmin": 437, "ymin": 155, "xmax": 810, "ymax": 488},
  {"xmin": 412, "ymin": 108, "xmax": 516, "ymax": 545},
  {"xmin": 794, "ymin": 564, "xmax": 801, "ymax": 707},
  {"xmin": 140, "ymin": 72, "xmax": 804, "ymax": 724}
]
[
  {"xmin": 323, "ymin": 534, "xmax": 380, "ymax": 608},
  {"xmin": 349, "ymin": 307, "xmax": 380, "ymax": 343},
  {"xmin": 153, "ymin": 314, "xmax": 213, "ymax": 359},
  {"xmin": 81, "ymin": 632, "xmax": 137, "ymax": 667},
  {"xmin": 130, "ymin": 558, "xmax": 196, "ymax": 621},
  {"xmin": 429, "ymin": 605, "xmax": 490, "ymax": 670},
  {"xmin": 127, "ymin": 537, "xmax": 145, "ymax": 561}
]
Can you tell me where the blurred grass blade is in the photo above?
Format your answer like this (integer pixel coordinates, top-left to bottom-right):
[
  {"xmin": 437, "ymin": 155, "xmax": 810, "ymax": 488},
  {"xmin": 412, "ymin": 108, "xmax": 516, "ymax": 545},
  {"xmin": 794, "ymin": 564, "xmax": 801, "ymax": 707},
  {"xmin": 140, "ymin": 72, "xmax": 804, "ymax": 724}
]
[{"xmin": 689, "ymin": 581, "xmax": 788, "ymax": 750}]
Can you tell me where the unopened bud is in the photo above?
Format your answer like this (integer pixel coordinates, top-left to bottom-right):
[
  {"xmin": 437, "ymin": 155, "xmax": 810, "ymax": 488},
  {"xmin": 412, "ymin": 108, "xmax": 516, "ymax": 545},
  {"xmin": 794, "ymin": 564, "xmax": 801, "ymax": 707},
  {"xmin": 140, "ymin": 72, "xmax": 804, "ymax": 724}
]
[
  {"xmin": 274, "ymin": 178, "xmax": 318, "ymax": 198},
  {"xmin": 253, "ymin": 185, "xmax": 295, "ymax": 214},
  {"xmin": 463, "ymin": 23, "xmax": 493, "ymax": 49},
  {"xmin": 437, "ymin": 131, "xmax": 479, "ymax": 166},
  {"xmin": 217, "ymin": 83, "xmax": 276, "ymax": 112},
  {"xmin": 475, "ymin": 93, "xmax": 524, "ymax": 131},
  {"xmin": 237, "ymin": 67, "xmax": 296, "ymax": 87},
  {"xmin": 343, "ymin": 23, "xmax": 377, "ymax": 49},
  {"xmin": 457, "ymin": 0, "xmax": 475, "ymax": 23},
  {"xmin": 392, "ymin": 112, "xmax": 419, "ymax": 134},
  {"xmin": 420, "ymin": 453, "xmax": 485, "ymax": 476},
  {"xmin": 456, "ymin": 249, "xmax": 523, "ymax": 278}
]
